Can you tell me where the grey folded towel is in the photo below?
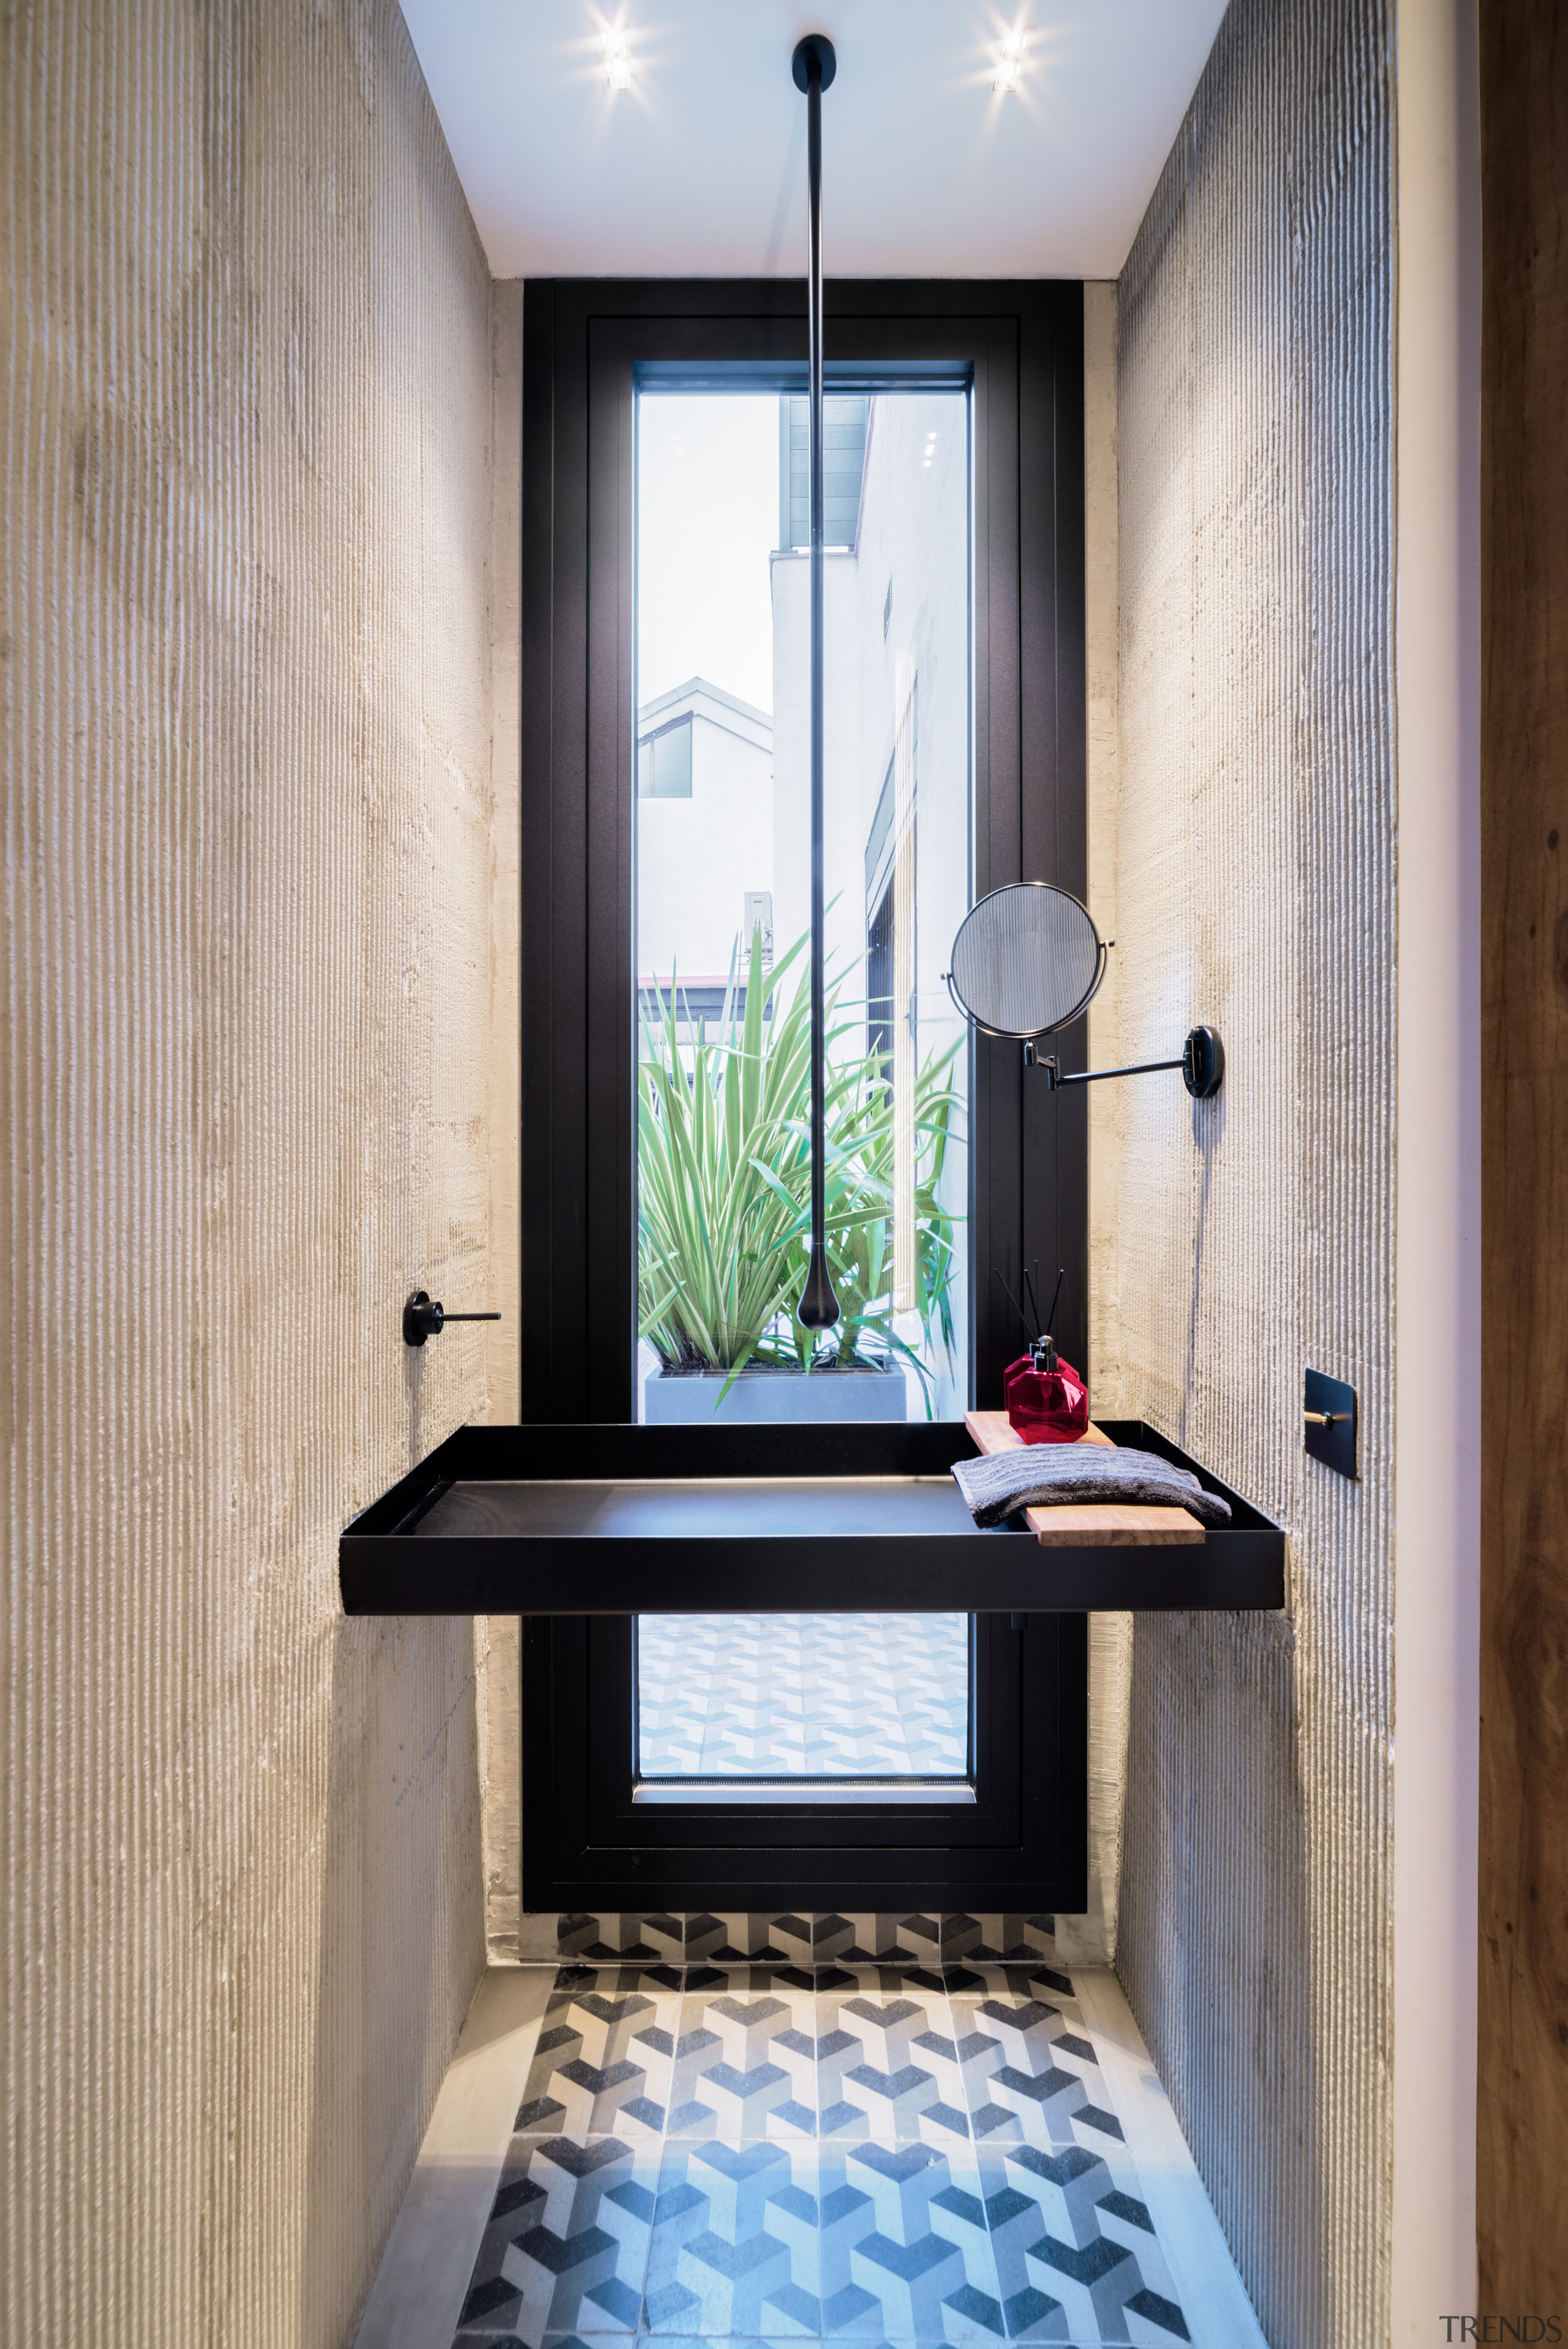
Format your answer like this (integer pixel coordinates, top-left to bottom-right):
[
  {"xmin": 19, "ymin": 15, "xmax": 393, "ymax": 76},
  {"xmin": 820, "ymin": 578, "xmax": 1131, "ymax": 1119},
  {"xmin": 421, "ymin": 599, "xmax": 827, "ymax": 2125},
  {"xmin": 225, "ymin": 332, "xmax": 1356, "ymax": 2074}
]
[{"xmin": 952, "ymin": 1442, "xmax": 1232, "ymax": 1530}]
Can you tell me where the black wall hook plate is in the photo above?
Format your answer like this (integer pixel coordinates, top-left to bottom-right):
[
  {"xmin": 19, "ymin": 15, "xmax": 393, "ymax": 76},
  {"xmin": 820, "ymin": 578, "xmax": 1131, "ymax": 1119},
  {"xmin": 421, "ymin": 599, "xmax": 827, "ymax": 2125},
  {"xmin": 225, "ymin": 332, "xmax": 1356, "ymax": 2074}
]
[{"xmin": 1304, "ymin": 1367, "xmax": 1357, "ymax": 1478}]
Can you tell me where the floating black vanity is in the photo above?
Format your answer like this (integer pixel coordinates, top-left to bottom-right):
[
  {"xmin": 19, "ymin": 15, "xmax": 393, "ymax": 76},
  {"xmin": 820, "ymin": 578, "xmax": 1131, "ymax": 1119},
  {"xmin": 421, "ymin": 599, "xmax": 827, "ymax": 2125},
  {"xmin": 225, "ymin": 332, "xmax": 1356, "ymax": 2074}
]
[{"xmin": 338, "ymin": 1419, "xmax": 1285, "ymax": 1617}]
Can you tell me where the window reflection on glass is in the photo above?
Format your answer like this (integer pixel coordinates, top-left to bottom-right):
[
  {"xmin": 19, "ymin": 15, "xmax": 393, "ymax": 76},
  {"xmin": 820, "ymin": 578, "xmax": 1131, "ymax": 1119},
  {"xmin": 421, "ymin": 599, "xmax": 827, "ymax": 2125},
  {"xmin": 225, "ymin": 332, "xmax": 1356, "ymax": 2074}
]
[
  {"xmin": 637, "ymin": 1613, "xmax": 971, "ymax": 1782},
  {"xmin": 633, "ymin": 383, "xmax": 973, "ymax": 1790}
]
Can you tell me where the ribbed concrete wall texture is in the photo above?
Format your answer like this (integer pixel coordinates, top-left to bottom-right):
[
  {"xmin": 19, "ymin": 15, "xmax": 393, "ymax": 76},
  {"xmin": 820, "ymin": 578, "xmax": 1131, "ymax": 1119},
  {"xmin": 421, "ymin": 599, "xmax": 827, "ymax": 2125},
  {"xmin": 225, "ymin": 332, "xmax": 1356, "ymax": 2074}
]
[
  {"xmin": 1082, "ymin": 279, "xmax": 1135, "ymax": 1969},
  {"xmin": 2, "ymin": 6, "xmax": 507, "ymax": 2345},
  {"xmin": 1110, "ymin": 4, "xmax": 1396, "ymax": 2346}
]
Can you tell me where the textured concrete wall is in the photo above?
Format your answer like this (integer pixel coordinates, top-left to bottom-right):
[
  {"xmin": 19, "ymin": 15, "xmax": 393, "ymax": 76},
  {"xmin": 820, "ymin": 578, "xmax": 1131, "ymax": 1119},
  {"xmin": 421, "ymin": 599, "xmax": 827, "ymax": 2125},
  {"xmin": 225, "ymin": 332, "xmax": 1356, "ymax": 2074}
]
[
  {"xmin": 478, "ymin": 280, "xmax": 524, "ymax": 1965},
  {"xmin": 1, "ymin": 6, "xmax": 508, "ymax": 2343},
  {"xmin": 1110, "ymin": 4, "xmax": 1396, "ymax": 2346},
  {"xmin": 1080, "ymin": 279, "xmax": 1133, "ymax": 1970}
]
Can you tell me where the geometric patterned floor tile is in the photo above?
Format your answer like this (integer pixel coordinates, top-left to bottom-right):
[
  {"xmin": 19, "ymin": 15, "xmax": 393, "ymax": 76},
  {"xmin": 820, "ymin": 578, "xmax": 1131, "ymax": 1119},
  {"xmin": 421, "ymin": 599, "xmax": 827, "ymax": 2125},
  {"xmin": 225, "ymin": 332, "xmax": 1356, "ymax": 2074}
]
[
  {"xmin": 549, "ymin": 1915, "xmax": 1062, "ymax": 1970},
  {"xmin": 973, "ymin": 2140, "xmax": 1188, "ymax": 2342},
  {"xmin": 518, "ymin": 1969, "xmax": 688, "ymax": 2140},
  {"xmin": 821, "ymin": 1977, "xmax": 959, "ymax": 2147},
  {"xmin": 644, "ymin": 2139, "xmax": 821, "ymax": 2333},
  {"xmin": 448, "ymin": 1956, "xmax": 1193, "ymax": 2349},
  {"xmin": 945, "ymin": 1972, "xmax": 1128, "ymax": 2163},
  {"xmin": 640, "ymin": 2136, "xmax": 1009, "ymax": 2343},
  {"xmin": 668, "ymin": 1970, "xmax": 822, "ymax": 2140},
  {"xmin": 455, "ymin": 2134, "xmax": 659, "ymax": 2339}
]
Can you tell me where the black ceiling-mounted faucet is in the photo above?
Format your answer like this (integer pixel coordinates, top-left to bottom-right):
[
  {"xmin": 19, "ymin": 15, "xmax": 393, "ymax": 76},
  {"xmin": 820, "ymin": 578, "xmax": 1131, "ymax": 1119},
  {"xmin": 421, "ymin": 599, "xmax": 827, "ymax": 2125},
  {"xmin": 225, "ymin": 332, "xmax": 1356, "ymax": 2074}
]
[{"xmin": 793, "ymin": 29, "xmax": 842, "ymax": 1335}]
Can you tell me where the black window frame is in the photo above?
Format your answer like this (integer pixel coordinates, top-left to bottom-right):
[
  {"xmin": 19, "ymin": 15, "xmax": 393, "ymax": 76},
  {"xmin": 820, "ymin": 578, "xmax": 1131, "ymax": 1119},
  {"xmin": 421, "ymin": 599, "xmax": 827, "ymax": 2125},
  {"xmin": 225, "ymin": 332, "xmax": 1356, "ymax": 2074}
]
[{"xmin": 519, "ymin": 277, "xmax": 1088, "ymax": 1914}]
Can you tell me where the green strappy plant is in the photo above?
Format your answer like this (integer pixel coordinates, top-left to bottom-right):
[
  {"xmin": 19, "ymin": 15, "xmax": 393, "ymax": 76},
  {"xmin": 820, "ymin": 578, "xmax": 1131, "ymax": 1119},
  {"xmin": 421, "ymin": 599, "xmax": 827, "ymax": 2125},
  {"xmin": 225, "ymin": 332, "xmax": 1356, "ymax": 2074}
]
[{"xmin": 636, "ymin": 922, "xmax": 963, "ymax": 1412}]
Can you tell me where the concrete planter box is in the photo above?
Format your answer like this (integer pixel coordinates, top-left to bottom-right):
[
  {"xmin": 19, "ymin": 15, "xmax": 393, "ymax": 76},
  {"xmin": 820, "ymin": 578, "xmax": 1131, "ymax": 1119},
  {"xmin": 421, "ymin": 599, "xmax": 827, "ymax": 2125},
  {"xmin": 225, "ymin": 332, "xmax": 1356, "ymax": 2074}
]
[{"xmin": 643, "ymin": 1362, "xmax": 908, "ymax": 1425}]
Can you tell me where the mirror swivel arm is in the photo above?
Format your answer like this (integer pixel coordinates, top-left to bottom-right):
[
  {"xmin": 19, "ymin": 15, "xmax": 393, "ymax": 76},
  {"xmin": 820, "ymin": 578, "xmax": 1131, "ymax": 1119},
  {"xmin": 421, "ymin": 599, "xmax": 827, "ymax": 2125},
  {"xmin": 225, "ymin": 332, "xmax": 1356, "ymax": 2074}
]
[
  {"xmin": 1026, "ymin": 1023, "xmax": 1225, "ymax": 1101},
  {"xmin": 1031, "ymin": 1049, "xmax": 1183, "ymax": 1088}
]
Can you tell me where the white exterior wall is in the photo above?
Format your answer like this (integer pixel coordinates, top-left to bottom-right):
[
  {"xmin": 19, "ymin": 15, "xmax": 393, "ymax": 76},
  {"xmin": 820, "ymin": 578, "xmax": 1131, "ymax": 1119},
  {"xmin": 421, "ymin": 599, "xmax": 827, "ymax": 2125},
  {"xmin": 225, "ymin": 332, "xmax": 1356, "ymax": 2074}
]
[
  {"xmin": 771, "ymin": 397, "xmax": 970, "ymax": 1000},
  {"xmin": 636, "ymin": 680, "xmax": 774, "ymax": 986},
  {"xmin": 771, "ymin": 396, "xmax": 971, "ymax": 1413},
  {"xmin": 771, "ymin": 552, "xmax": 861, "ymax": 973},
  {"xmin": 855, "ymin": 398, "xmax": 972, "ymax": 1073}
]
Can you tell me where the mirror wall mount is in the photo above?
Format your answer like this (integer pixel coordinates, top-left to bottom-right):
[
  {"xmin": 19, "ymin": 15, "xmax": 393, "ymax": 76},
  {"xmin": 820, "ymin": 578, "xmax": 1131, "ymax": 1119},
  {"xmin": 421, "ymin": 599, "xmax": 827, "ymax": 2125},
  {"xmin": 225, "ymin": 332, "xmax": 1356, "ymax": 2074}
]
[
  {"xmin": 792, "ymin": 32, "xmax": 841, "ymax": 1332},
  {"xmin": 403, "ymin": 1291, "xmax": 503, "ymax": 1348},
  {"xmin": 1030, "ymin": 1023, "xmax": 1226, "ymax": 1101}
]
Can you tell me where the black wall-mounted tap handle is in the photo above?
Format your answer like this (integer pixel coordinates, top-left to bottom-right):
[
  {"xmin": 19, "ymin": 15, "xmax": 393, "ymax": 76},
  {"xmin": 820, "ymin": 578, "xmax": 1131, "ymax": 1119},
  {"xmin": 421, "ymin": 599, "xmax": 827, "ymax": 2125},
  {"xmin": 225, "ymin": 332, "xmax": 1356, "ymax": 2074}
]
[{"xmin": 402, "ymin": 1291, "xmax": 503, "ymax": 1348}]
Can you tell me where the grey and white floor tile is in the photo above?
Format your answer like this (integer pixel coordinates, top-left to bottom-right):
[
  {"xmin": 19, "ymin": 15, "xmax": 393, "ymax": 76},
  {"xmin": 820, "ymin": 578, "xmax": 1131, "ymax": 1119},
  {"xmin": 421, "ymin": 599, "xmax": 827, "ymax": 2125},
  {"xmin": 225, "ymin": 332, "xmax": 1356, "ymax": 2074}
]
[
  {"xmin": 974, "ymin": 2141, "xmax": 1189, "ymax": 2343},
  {"xmin": 644, "ymin": 2138, "xmax": 821, "ymax": 2334},
  {"xmin": 669, "ymin": 1970, "xmax": 821, "ymax": 2140},
  {"xmin": 824, "ymin": 1977, "xmax": 957, "ymax": 2147},
  {"xmin": 453, "ymin": 2133, "xmax": 660, "ymax": 2341},
  {"xmin": 548, "ymin": 1916, "xmax": 1063, "ymax": 1970},
  {"xmin": 639, "ymin": 2135, "xmax": 1010, "ymax": 2345},
  {"xmin": 447, "ymin": 1959, "xmax": 1205, "ymax": 2349},
  {"xmin": 516, "ymin": 1967, "xmax": 688, "ymax": 2140}
]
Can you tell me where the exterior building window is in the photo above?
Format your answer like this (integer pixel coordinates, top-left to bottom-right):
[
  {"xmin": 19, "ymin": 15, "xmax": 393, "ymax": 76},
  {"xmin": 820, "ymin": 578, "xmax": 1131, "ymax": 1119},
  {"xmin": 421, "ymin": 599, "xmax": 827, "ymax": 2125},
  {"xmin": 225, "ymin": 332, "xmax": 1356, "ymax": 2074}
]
[
  {"xmin": 867, "ymin": 878, "xmax": 894, "ymax": 1069},
  {"xmin": 778, "ymin": 393, "xmax": 871, "ymax": 551},
  {"xmin": 637, "ymin": 714, "xmax": 692, "ymax": 797}
]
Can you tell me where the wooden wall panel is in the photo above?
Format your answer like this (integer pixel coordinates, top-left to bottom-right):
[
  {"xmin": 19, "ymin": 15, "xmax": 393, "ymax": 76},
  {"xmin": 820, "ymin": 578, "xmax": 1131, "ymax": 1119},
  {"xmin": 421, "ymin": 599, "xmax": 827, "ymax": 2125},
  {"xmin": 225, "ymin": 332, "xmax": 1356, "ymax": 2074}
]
[{"xmin": 1479, "ymin": 0, "xmax": 1568, "ymax": 2309}]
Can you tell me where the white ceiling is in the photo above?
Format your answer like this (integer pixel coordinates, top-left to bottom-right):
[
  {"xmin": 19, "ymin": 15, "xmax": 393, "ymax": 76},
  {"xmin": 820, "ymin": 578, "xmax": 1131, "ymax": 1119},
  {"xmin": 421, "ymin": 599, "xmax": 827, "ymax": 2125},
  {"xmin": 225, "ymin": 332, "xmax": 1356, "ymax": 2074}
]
[{"xmin": 399, "ymin": 1, "xmax": 1229, "ymax": 282}]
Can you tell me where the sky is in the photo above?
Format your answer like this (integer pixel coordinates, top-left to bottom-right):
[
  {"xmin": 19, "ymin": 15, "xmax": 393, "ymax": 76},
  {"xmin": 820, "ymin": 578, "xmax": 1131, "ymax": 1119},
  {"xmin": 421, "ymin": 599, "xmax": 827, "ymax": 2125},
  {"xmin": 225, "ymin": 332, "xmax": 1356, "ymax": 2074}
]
[{"xmin": 636, "ymin": 393, "xmax": 778, "ymax": 714}]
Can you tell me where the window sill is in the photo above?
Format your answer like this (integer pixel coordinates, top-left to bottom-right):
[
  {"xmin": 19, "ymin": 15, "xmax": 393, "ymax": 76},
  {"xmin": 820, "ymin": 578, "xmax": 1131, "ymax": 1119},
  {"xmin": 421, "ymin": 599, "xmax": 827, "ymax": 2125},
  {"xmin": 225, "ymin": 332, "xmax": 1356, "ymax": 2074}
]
[{"xmin": 631, "ymin": 1778, "xmax": 977, "ymax": 1806}]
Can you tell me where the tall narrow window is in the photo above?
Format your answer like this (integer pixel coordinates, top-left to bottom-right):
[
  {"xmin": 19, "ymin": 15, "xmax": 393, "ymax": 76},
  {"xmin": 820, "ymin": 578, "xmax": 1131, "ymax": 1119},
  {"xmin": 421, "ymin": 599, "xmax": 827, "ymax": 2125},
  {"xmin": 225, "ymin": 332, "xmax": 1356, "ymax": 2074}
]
[
  {"xmin": 633, "ymin": 380, "xmax": 973, "ymax": 1803},
  {"xmin": 519, "ymin": 277, "xmax": 1090, "ymax": 1915}
]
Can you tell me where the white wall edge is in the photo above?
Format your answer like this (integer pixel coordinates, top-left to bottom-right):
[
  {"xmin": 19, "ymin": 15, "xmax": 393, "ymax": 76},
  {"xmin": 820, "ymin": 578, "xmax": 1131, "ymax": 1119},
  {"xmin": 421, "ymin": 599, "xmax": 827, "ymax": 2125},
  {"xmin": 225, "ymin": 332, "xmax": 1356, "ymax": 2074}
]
[
  {"xmin": 1392, "ymin": 0, "xmax": 1482, "ymax": 2335},
  {"xmin": 1073, "ymin": 1967, "xmax": 1270, "ymax": 2349},
  {"xmin": 352, "ymin": 1966, "xmax": 554, "ymax": 2349}
]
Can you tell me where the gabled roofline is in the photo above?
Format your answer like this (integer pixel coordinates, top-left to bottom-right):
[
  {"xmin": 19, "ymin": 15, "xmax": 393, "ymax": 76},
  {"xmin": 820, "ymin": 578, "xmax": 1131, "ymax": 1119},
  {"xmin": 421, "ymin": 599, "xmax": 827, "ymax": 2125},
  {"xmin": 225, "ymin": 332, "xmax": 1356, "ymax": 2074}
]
[{"xmin": 637, "ymin": 675, "xmax": 773, "ymax": 736}]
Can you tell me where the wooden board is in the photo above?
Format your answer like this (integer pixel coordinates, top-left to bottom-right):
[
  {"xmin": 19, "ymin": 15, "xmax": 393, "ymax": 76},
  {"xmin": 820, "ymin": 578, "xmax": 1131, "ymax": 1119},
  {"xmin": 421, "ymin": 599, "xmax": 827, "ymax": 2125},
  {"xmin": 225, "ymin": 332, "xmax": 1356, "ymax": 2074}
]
[
  {"xmin": 1479, "ymin": 1, "xmax": 1568, "ymax": 2305},
  {"xmin": 964, "ymin": 1411, "xmax": 1205, "ymax": 1547}
]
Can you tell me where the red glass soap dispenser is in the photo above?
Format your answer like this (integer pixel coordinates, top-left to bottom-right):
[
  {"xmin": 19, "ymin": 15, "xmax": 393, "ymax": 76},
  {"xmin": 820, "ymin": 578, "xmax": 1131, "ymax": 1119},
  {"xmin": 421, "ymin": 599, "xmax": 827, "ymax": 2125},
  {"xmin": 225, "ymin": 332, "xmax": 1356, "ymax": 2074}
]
[{"xmin": 999, "ymin": 1266, "xmax": 1090, "ymax": 1444}]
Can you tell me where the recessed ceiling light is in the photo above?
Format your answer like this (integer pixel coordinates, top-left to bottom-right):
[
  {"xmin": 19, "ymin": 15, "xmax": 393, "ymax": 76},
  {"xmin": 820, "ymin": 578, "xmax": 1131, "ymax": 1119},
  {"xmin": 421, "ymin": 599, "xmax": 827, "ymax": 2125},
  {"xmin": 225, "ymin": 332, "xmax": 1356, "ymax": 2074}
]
[
  {"xmin": 993, "ymin": 27, "xmax": 1027, "ymax": 95},
  {"xmin": 601, "ymin": 23, "xmax": 632, "ymax": 92}
]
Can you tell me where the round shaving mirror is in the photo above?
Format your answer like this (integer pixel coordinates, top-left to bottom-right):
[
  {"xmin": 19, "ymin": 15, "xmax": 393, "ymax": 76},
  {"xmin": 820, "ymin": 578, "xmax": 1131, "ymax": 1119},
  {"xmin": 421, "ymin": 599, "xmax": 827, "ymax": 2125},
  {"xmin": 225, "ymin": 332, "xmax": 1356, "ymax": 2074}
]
[
  {"xmin": 946, "ymin": 883, "xmax": 1224, "ymax": 1098},
  {"xmin": 946, "ymin": 882, "xmax": 1107, "ymax": 1040}
]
